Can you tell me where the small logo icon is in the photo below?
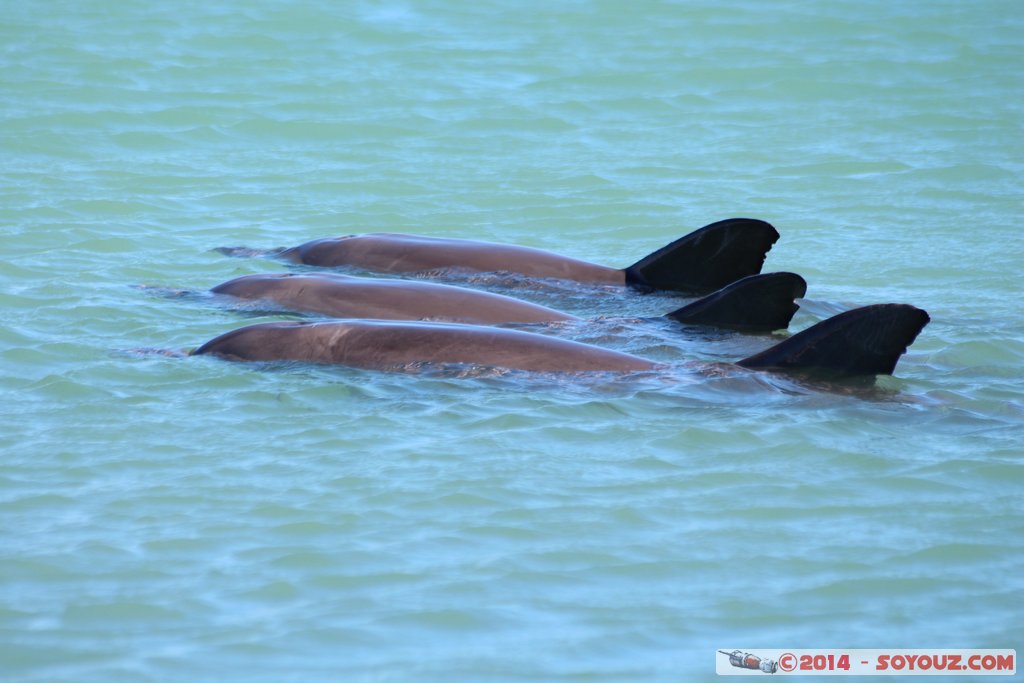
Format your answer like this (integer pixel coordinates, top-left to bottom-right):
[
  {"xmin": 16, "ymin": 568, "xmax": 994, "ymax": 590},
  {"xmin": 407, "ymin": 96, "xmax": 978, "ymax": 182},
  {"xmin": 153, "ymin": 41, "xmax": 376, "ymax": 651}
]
[
  {"xmin": 719, "ymin": 650, "xmax": 778, "ymax": 674},
  {"xmin": 777, "ymin": 652, "xmax": 797, "ymax": 672}
]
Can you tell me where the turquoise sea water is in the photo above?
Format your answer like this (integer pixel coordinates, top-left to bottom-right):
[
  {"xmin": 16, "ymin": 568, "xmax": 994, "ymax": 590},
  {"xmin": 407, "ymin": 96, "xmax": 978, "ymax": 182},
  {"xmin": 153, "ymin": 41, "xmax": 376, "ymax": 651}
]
[{"xmin": 2, "ymin": 1, "xmax": 1022, "ymax": 680}]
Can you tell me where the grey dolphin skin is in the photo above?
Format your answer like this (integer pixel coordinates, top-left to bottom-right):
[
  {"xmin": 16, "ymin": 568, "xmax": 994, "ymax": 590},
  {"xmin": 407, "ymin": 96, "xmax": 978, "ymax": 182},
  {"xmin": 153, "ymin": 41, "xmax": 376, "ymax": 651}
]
[
  {"xmin": 193, "ymin": 304, "xmax": 930, "ymax": 378},
  {"xmin": 268, "ymin": 218, "xmax": 779, "ymax": 294},
  {"xmin": 194, "ymin": 320, "xmax": 653, "ymax": 373},
  {"xmin": 212, "ymin": 272, "xmax": 574, "ymax": 325},
  {"xmin": 211, "ymin": 271, "xmax": 808, "ymax": 332}
]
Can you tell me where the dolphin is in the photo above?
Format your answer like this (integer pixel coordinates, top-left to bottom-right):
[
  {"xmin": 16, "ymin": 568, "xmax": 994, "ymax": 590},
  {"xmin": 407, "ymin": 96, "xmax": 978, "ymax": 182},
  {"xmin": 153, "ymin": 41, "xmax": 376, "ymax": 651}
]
[
  {"xmin": 193, "ymin": 304, "xmax": 930, "ymax": 378},
  {"xmin": 210, "ymin": 271, "xmax": 809, "ymax": 332},
  {"xmin": 221, "ymin": 218, "xmax": 780, "ymax": 294}
]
